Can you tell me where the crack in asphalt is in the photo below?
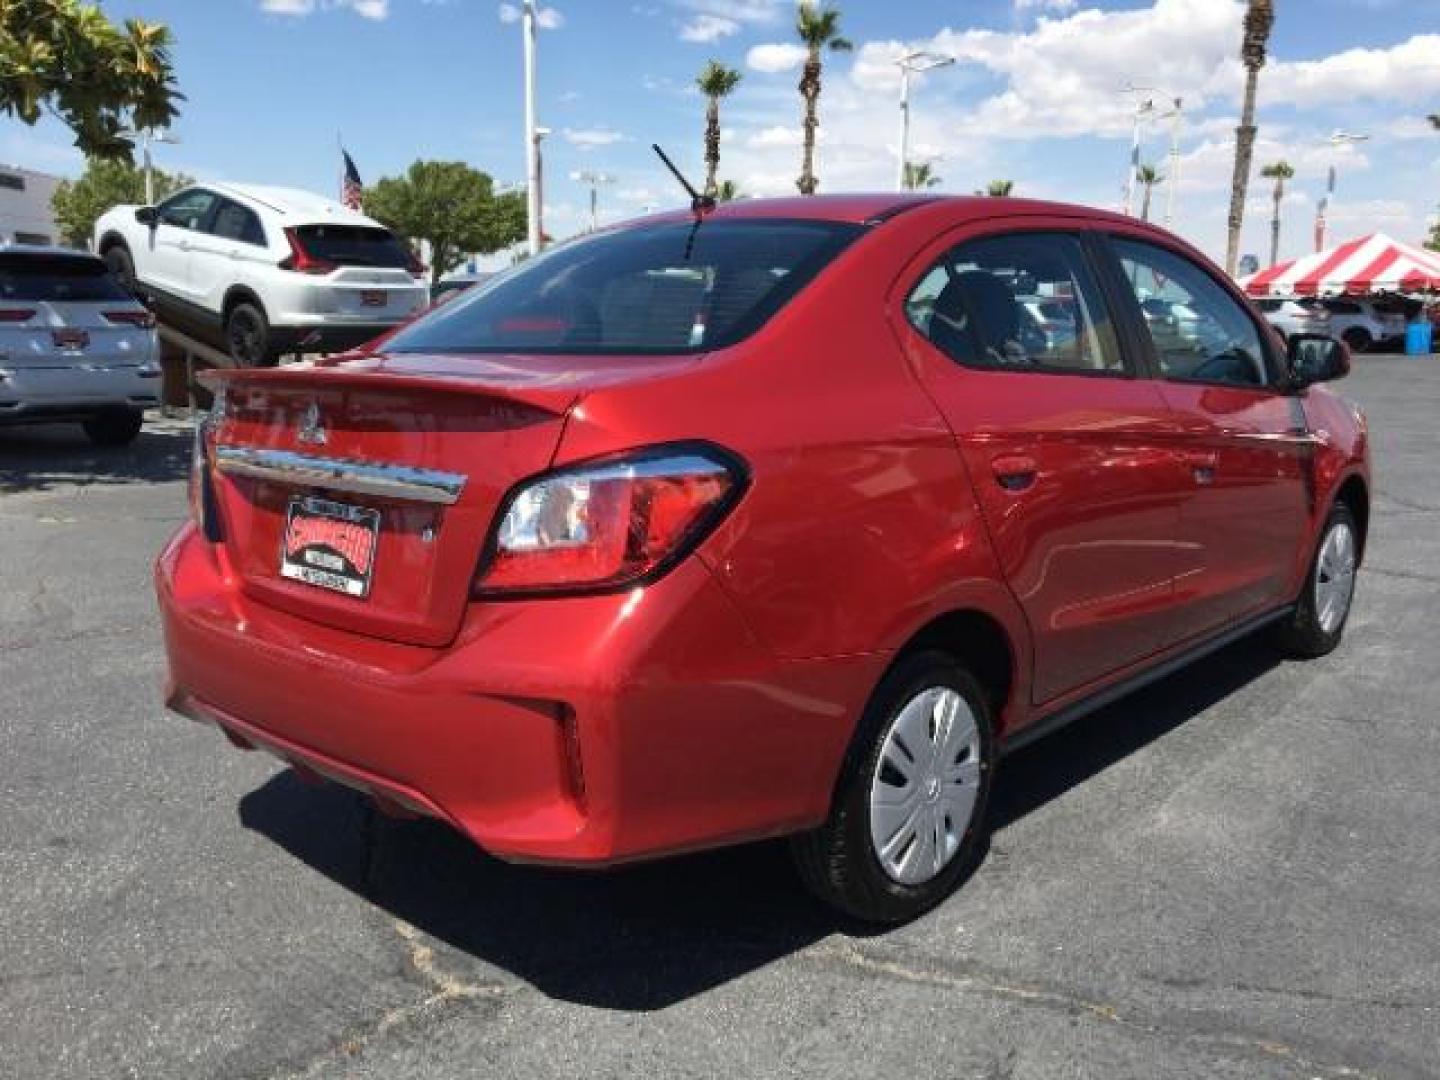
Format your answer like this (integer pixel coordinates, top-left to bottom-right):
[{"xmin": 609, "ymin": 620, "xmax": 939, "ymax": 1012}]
[
  {"xmin": 260, "ymin": 919, "xmax": 506, "ymax": 1080},
  {"xmin": 809, "ymin": 940, "xmax": 1383, "ymax": 1080},
  {"xmin": 0, "ymin": 623, "xmax": 150, "ymax": 654},
  {"xmin": 1362, "ymin": 564, "xmax": 1440, "ymax": 586}
]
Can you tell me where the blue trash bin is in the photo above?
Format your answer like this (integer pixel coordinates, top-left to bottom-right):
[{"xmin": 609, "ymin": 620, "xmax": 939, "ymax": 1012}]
[{"xmin": 1405, "ymin": 321, "xmax": 1434, "ymax": 356}]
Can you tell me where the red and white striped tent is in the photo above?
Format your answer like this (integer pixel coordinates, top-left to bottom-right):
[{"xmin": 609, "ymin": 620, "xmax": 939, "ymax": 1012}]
[{"xmin": 1240, "ymin": 232, "xmax": 1440, "ymax": 298}]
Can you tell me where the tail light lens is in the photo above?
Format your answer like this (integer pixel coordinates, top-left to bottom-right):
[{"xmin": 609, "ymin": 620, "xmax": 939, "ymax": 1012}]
[
  {"xmin": 474, "ymin": 445, "xmax": 746, "ymax": 596},
  {"xmin": 278, "ymin": 228, "xmax": 338, "ymax": 275},
  {"xmin": 189, "ymin": 387, "xmax": 226, "ymax": 542},
  {"xmin": 102, "ymin": 309, "xmax": 156, "ymax": 328},
  {"xmin": 0, "ymin": 309, "xmax": 36, "ymax": 323}
]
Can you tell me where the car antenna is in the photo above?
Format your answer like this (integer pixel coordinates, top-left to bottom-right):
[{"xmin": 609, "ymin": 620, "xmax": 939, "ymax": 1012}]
[{"xmin": 652, "ymin": 143, "xmax": 716, "ymax": 216}]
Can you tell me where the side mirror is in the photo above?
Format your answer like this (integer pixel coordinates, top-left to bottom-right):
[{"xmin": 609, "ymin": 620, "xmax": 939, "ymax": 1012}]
[
  {"xmin": 1287, "ymin": 333, "xmax": 1350, "ymax": 390},
  {"xmin": 135, "ymin": 206, "xmax": 157, "ymax": 227}
]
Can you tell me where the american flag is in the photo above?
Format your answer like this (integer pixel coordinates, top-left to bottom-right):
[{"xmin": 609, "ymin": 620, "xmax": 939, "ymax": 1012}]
[{"xmin": 341, "ymin": 150, "xmax": 363, "ymax": 210}]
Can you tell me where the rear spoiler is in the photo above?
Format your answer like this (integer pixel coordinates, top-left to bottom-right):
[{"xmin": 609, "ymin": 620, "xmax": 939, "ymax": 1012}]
[{"xmin": 196, "ymin": 358, "xmax": 581, "ymax": 419}]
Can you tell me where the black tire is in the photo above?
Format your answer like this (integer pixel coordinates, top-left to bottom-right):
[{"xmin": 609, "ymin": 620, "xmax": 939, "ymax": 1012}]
[
  {"xmin": 1275, "ymin": 502, "xmax": 1359, "ymax": 658},
  {"xmin": 1342, "ymin": 328, "xmax": 1372, "ymax": 354},
  {"xmin": 225, "ymin": 301, "xmax": 273, "ymax": 368},
  {"xmin": 790, "ymin": 649, "xmax": 996, "ymax": 924},
  {"xmin": 102, "ymin": 243, "xmax": 137, "ymax": 295},
  {"xmin": 82, "ymin": 409, "xmax": 143, "ymax": 447}
]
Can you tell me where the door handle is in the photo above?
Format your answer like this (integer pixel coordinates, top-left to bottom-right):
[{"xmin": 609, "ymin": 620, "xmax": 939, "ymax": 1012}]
[
  {"xmin": 991, "ymin": 454, "xmax": 1039, "ymax": 492},
  {"xmin": 177, "ymin": 239, "xmax": 192, "ymax": 251},
  {"xmin": 1182, "ymin": 450, "xmax": 1218, "ymax": 485}
]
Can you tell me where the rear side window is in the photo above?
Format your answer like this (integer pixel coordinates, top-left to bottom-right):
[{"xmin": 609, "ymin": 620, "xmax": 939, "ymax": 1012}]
[
  {"xmin": 0, "ymin": 254, "xmax": 132, "ymax": 302},
  {"xmin": 293, "ymin": 225, "xmax": 411, "ymax": 268},
  {"xmin": 386, "ymin": 219, "xmax": 860, "ymax": 355},
  {"xmin": 210, "ymin": 200, "xmax": 266, "ymax": 246},
  {"xmin": 905, "ymin": 232, "xmax": 1125, "ymax": 374}
]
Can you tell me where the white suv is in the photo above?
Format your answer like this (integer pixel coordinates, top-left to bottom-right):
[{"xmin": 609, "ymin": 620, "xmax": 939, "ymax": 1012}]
[
  {"xmin": 1313, "ymin": 298, "xmax": 1406, "ymax": 353},
  {"xmin": 94, "ymin": 184, "xmax": 429, "ymax": 366}
]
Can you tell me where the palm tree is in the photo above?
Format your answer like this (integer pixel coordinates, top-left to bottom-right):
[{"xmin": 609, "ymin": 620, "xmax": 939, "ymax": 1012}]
[
  {"xmin": 1224, "ymin": 0, "xmax": 1275, "ymax": 275},
  {"xmin": 975, "ymin": 180, "xmax": 1013, "ymax": 197},
  {"xmin": 1137, "ymin": 164, "xmax": 1163, "ymax": 222},
  {"xmin": 1429, "ymin": 114, "xmax": 1440, "ymax": 130},
  {"xmin": 716, "ymin": 179, "xmax": 742, "ymax": 202},
  {"xmin": 903, "ymin": 162, "xmax": 940, "ymax": 190},
  {"xmin": 696, "ymin": 60, "xmax": 742, "ymax": 199},
  {"xmin": 1259, "ymin": 160, "xmax": 1294, "ymax": 266},
  {"xmin": 795, "ymin": 2, "xmax": 852, "ymax": 195}
]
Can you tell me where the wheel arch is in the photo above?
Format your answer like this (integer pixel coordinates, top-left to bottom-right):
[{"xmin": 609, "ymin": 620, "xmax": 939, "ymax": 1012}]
[
  {"xmin": 97, "ymin": 231, "xmax": 130, "ymax": 256},
  {"xmin": 222, "ymin": 285, "xmax": 266, "ymax": 322},
  {"xmin": 893, "ymin": 607, "xmax": 1020, "ymax": 733},
  {"xmin": 1334, "ymin": 472, "xmax": 1370, "ymax": 564}
]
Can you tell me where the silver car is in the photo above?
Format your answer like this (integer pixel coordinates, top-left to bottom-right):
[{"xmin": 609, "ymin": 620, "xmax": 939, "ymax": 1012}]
[{"xmin": 0, "ymin": 245, "xmax": 161, "ymax": 445}]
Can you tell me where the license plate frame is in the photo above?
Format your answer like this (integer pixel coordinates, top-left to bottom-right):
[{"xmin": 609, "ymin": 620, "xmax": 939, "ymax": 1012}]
[{"xmin": 280, "ymin": 495, "xmax": 381, "ymax": 598}]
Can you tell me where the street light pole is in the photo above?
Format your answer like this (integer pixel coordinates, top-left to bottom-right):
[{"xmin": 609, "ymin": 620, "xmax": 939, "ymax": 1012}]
[
  {"xmin": 1121, "ymin": 86, "xmax": 1157, "ymax": 217},
  {"xmin": 522, "ymin": 0, "xmax": 542, "ymax": 256},
  {"xmin": 894, "ymin": 51, "xmax": 954, "ymax": 192},
  {"xmin": 570, "ymin": 171, "xmax": 614, "ymax": 231},
  {"xmin": 1314, "ymin": 130, "xmax": 1369, "ymax": 252},
  {"xmin": 118, "ymin": 127, "xmax": 179, "ymax": 206},
  {"xmin": 1161, "ymin": 96, "xmax": 1183, "ymax": 229}
]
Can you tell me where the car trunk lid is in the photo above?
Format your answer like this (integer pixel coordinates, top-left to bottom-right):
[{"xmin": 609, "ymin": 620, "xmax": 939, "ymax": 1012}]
[{"xmin": 203, "ymin": 350, "xmax": 701, "ymax": 646}]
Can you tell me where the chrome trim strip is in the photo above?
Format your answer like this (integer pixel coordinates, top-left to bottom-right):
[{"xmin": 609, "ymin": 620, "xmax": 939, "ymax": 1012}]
[
  {"xmin": 1226, "ymin": 431, "xmax": 1324, "ymax": 447},
  {"xmin": 214, "ymin": 446, "xmax": 465, "ymax": 505}
]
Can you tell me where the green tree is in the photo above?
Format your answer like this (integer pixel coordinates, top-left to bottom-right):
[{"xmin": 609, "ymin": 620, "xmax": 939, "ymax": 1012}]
[
  {"xmin": 51, "ymin": 157, "xmax": 189, "ymax": 247},
  {"xmin": 1, "ymin": 0, "xmax": 181, "ymax": 160},
  {"xmin": 1224, "ymin": 0, "xmax": 1275, "ymax": 276},
  {"xmin": 1259, "ymin": 160, "xmax": 1294, "ymax": 266},
  {"xmin": 903, "ymin": 162, "xmax": 940, "ymax": 190},
  {"xmin": 976, "ymin": 180, "xmax": 1014, "ymax": 197},
  {"xmin": 716, "ymin": 179, "xmax": 743, "ymax": 202},
  {"xmin": 696, "ymin": 60, "xmax": 742, "ymax": 199},
  {"xmin": 363, "ymin": 161, "xmax": 526, "ymax": 284},
  {"xmin": 1137, "ymin": 163, "xmax": 1164, "ymax": 222},
  {"xmin": 795, "ymin": 2, "xmax": 851, "ymax": 195}
]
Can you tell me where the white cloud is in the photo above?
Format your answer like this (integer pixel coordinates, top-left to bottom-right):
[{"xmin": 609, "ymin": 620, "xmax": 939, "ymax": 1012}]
[
  {"xmin": 498, "ymin": 3, "xmax": 563, "ymax": 28},
  {"xmin": 745, "ymin": 125, "xmax": 800, "ymax": 149},
  {"xmin": 680, "ymin": 14, "xmax": 739, "ymax": 42},
  {"xmin": 562, "ymin": 127, "xmax": 627, "ymax": 150},
  {"xmin": 260, "ymin": 0, "xmax": 389, "ymax": 18},
  {"xmin": 1015, "ymin": 0, "xmax": 1077, "ymax": 10},
  {"xmin": 1263, "ymin": 35, "xmax": 1440, "ymax": 108},
  {"xmin": 747, "ymin": 42, "xmax": 807, "ymax": 74}
]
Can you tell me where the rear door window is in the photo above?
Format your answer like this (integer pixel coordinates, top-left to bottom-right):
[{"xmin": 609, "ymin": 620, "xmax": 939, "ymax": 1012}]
[
  {"xmin": 904, "ymin": 232, "xmax": 1126, "ymax": 374},
  {"xmin": 385, "ymin": 219, "xmax": 860, "ymax": 355},
  {"xmin": 209, "ymin": 199, "xmax": 267, "ymax": 246},
  {"xmin": 0, "ymin": 253, "xmax": 133, "ymax": 302},
  {"xmin": 293, "ymin": 225, "xmax": 411, "ymax": 268}
]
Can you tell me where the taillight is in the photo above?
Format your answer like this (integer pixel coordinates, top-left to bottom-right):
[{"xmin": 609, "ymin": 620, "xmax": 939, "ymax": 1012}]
[
  {"xmin": 189, "ymin": 387, "xmax": 226, "ymax": 542},
  {"xmin": 102, "ymin": 309, "xmax": 156, "ymax": 328},
  {"xmin": 278, "ymin": 228, "xmax": 338, "ymax": 275},
  {"xmin": 0, "ymin": 309, "xmax": 36, "ymax": 323},
  {"xmin": 474, "ymin": 445, "xmax": 746, "ymax": 596}
]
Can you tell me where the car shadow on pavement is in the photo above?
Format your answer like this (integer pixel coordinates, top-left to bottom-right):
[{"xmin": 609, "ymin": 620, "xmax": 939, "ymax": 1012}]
[
  {"xmin": 238, "ymin": 635, "xmax": 1282, "ymax": 1012},
  {"xmin": 0, "ymin": 421, "xmax": 191, "ymax": 495}
]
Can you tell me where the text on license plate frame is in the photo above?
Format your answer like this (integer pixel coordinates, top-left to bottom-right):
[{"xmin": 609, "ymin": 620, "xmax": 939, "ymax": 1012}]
[
  {"xmin": 360, "ymin": 289, "xmax": 387, "ymax": 307},
  {"xmin": 280, "ymin": 495, "xmax": 381, "ymax": 598}
]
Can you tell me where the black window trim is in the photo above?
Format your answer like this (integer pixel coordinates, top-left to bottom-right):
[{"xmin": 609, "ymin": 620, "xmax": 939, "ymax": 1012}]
[
  {"xmin": 900, "ymin": 226, "xmax": 1141, "ymax": 381},
  {"xmin": 1091, "ymin": 231, "xmax": 1286, "ymax": 392},
  {"xmin": 206, "ymin": 196, "xmax": 267, "ymax": 247}
]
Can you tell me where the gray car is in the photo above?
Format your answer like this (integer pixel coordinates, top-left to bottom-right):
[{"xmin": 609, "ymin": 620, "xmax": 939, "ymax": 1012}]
[{"xmin": 0, "ymin": 246, "xmax": 162, "ymax": 445}]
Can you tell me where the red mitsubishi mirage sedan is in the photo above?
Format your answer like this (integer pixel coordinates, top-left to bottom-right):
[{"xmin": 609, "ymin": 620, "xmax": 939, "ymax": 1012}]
[{"xmin": 158, "ymin": 196, "xmax": 1369, "ymax": 923}]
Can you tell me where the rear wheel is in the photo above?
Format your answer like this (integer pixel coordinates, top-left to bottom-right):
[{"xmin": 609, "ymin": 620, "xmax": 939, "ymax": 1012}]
[
  {"xmin": 1342, "ymin": 328, "xmax": 1372, "ymax": 354},
  {"xmin": 225, "ymin": 301, "xmax": 272, "ymax": 368},
  {"xmin": 82, "ymin": 409, "xmax": 143, "ymax": 447},
  {"xmin": 790, "ymin": 650, "xmax": 996, "ymax": 923},
  {"xmin": 1275, "ymin": 503, "xmax": 1359, "ymax": 658}
]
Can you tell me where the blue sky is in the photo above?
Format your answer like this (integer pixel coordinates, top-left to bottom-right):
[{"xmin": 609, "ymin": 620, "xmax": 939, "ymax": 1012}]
[{"xmin": 4, "ymin": 0, "xmax": 1439, "ymax": 267}]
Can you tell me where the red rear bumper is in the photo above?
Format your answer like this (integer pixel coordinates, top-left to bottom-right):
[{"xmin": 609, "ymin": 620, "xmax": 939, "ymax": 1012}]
[{"xmin": 156, "ymin": 523, "xmax": 880, "ymax": 865}]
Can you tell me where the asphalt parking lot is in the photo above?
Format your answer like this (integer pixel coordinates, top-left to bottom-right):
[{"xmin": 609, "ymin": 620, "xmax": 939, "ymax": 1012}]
[{"xmin": 1, "ymin": 357, "xmax": 1437, "ymax": 1080}]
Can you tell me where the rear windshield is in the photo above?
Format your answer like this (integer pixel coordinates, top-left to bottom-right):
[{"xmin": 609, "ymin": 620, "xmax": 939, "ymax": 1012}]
[
  {"xmin": 294, "ymin": 225, "xmax": 411, "ymax": 268},
  {"xmin": 0, "ymin": 253, "xmax": 132, "ymax": 302},
  {"xmin": 385, "ymin": 219, "xmax": 862, "ymax": 355}
]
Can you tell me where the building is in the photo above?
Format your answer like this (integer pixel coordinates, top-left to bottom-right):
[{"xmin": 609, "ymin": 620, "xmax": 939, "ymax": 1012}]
[{"xmin": 0, "ymin": 165, "xmax": 63, "ymax": 246}]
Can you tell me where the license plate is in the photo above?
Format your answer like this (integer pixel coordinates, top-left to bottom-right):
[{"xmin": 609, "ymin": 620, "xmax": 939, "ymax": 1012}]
[
  {"xmin": 280, "ymin": 496, "xmax": 380, "ymax": 598},
  {"xmin": 52, "ymin": 329, "xmax": 90, "ymax": 350},
  {"xmin": 360, "ymin": 290, "xmax": 387, "ymax": 307}
]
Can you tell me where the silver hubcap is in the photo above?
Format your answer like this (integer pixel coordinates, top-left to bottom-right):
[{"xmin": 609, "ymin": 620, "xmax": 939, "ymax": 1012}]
[
  {"xmin": 1314, "ymin": 521, "xmax": 1357, "ymax": 635},
  {"xmin": 869, "ymin": 687, "xmax": 983, "ymax": 886}
]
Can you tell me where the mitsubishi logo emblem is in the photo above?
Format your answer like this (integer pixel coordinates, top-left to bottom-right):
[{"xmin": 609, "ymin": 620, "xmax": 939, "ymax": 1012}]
[{"xmin": 297, "ymin": 401, "xmax": 327, "ymax": 446}]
